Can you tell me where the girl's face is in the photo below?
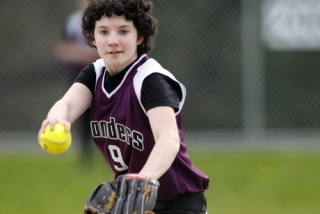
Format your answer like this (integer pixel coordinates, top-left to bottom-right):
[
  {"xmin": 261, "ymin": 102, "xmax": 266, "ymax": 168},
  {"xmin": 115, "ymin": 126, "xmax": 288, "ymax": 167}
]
[{"xmin": 93, "ymin": 14, "xmax": 143, "ymax": 75}]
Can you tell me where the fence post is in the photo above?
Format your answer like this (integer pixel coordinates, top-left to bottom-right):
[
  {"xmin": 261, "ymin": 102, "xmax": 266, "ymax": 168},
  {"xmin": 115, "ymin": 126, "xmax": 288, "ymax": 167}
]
[{"xmin": 241, "ymin": 0, "xmax": 265, "ymax": 142}]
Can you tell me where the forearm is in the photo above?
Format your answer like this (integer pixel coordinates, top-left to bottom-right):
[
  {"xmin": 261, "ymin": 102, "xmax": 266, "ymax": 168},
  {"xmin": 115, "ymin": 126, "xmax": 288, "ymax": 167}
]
[
  {"xmin": 47, "ymin": 100, "xmax": 70, "ymax": 121},
  {"xmin": 139, "ymin": 134, "xmax": 180, "ymax": 180},
  {"xmin": 46, "ymin": 83, "xmax": 92, "ymax": 124}
]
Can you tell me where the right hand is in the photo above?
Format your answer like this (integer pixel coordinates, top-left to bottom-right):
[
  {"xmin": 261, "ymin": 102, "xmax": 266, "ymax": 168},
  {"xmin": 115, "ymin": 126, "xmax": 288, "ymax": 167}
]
[{"xmin": 38, "ymin": 118, "xmax": 71, "ymax": 139}]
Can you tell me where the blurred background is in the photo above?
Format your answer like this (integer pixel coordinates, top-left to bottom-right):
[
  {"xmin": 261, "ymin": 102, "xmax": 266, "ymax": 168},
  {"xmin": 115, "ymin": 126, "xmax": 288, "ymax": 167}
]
[
  {"xmin": 1, "ymin": 0, "xmax": 320, "ymax": 213},
  {"xmin": 1, "ymin": 0, "xmax": 320, "ymax": 151}
]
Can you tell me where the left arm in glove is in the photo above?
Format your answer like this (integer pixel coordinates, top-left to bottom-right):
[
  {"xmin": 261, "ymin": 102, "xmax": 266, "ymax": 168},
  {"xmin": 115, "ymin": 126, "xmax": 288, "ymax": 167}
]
[{"xmin": 83, "ymin": 173, "xmax": 159, "ymax": 214}]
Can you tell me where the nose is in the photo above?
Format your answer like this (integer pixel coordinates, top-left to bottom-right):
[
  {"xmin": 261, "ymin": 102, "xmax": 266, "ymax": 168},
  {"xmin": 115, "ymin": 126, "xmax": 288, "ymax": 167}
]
[{"xmin": 108, "ymin": 32, "xmax": 119, "ymax": 46}]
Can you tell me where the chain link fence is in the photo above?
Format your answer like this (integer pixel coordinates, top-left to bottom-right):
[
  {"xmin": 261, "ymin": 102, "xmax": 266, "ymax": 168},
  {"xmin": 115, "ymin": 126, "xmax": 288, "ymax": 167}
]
[{"xmin": 1, "ymin": 0, "xmax": 320, "ymax": 148}]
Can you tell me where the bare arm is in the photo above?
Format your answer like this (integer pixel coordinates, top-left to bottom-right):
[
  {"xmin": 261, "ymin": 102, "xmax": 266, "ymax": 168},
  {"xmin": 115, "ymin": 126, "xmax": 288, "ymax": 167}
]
[
  {"xmin": 139, "ymin": 106, "xmax": 180, "ymax": 180},
  {"xmin": 40, "ymin": 83, "xmax": 92, "ymax": 132}
]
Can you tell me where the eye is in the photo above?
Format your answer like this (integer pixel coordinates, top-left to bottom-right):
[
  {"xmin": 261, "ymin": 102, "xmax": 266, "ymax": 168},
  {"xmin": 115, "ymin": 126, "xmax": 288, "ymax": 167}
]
[
  {"xmin": 99, "ymin": 30, "xmax": 108, "ymax": 35},
  {"xmin": 120, "ymin": 29, "xmax": 129, "ymax": 35}
]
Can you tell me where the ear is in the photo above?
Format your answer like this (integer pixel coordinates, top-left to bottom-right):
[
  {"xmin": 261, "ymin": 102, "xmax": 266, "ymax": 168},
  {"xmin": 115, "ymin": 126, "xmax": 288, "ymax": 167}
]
[
  {"xmin": 137, "ymin": 36, "xmax": 144, "ymax": 45},
  {"xmin": 91, "ymin": 33, "xmax": 96, "ymax": 46}
]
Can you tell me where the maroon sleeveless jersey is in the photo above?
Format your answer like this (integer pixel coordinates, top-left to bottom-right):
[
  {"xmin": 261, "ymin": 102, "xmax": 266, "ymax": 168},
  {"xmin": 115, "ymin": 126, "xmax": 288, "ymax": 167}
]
[{"xmin": 90, "ymin": 54, "xmax": 209, "ymax": 201}]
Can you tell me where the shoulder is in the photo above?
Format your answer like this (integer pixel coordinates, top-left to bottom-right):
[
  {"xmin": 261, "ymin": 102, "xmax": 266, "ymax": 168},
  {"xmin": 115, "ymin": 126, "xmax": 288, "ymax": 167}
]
[
  {"xmin": 133, "ymin": 57, "xmax": 187, "ymax": 114},
  {"xmin": 135, "ymin": 58, "xmax": 176, "ymax": 80},
  {"xmin": 92, "ymin": 58, "xmax": 105, "ymax": 76},
  {"xmin": 134, "ymin": 58, "xmax": 178, "ymax": 90},
  {"xmin": 75, "ymin": 58, "xmax": 104, "ymax": 94}
]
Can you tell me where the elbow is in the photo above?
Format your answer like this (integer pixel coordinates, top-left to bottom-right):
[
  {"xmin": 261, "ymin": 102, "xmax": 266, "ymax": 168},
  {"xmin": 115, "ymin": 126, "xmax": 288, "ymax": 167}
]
[
  {"xmin": 157, "ymin": 132, "xmax": 180, "ymax": 155},
  {"xmin": 171, "ymin": 134, "xmax": 181, "ymax": 155}
]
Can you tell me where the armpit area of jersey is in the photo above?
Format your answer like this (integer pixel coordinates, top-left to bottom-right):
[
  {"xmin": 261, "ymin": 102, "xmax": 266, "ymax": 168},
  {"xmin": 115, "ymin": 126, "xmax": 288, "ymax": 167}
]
[{"xmin": 141, "ymin": 73, "xmax": 181, "ymax": 112}]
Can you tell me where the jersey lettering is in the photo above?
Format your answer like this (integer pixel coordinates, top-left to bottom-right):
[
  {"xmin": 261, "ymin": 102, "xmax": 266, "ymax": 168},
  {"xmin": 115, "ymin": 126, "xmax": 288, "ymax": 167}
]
[
  {"xmin": 108, "ymin": 145, "xmax": 128, "ymax": 171},
  {"xmin": 90, "ymin": 117, "xmax": 144, "ymax": 151},
  {"xmin": 132, "ymin": 131, "xmax": 144, "ymax": 151}
]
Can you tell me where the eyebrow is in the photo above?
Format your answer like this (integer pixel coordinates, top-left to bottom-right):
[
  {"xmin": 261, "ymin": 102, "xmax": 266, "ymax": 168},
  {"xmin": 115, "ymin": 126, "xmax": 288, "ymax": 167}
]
[{"xmin": 96, "ymin": 25, "xmax": 132, "ymax": 29}]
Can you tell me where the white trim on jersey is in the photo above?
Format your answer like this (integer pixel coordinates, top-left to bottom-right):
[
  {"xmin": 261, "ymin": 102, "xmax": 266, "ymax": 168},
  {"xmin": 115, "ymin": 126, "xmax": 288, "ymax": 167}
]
[
  {"xmin": 92, "ymin": 55, "xmax": 187, "ymax": 115},
  {"xmin": 92, "ymin": 58, "xmax": 105, "ymax": 86},
  {"xmin": 133, "ymin": 58, "xmax": 187, "ymax": 116},
  {"xmin": 92, "ymin": 55, "xmax": 148, "ymax": 98}
]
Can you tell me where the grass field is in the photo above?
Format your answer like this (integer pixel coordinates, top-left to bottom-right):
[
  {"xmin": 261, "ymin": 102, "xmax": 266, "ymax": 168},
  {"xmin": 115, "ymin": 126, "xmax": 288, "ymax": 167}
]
[{"xmin": 1, "ymin": 150, "xmax": 320, "ymax": 213}]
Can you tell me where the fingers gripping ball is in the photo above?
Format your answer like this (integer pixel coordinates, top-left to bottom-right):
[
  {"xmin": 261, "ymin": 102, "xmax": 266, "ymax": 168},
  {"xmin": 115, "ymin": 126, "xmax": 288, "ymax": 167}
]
[{"xmin": 39, "ymin": 123, "xmax": 72, "ymax": 155}]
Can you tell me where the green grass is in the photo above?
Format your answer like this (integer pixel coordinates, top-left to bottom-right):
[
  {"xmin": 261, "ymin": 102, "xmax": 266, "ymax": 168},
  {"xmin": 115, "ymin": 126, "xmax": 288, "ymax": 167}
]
[{"xmin": 1, "ymin": 150, "xmax": 320, "ymax": 213}]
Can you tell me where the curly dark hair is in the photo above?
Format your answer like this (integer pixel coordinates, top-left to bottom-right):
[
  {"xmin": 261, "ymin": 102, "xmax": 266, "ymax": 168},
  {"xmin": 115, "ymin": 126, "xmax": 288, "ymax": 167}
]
[{"xmin": 82, "ymin": 0, "xmax": 159, "ymax": 55}]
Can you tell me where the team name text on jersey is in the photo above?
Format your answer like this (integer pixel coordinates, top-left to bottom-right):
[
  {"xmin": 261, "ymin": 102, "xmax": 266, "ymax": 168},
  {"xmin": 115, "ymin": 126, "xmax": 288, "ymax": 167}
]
[{"xmin": 90, "ymin": 117, "xmax": 144, "ymax": 151}]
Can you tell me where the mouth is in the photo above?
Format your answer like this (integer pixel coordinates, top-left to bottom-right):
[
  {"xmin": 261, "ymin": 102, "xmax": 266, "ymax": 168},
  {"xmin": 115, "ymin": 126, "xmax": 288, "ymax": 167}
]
[{"xmin": 108, "ymin": 50, "xmax": 122, "ymax": 54}]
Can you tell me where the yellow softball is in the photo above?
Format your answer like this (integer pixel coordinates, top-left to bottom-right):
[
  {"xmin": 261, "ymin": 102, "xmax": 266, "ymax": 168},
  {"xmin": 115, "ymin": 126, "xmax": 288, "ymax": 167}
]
[{"xmin": 39, "ymin": 123, "xmax": 72, "ymax": 155}]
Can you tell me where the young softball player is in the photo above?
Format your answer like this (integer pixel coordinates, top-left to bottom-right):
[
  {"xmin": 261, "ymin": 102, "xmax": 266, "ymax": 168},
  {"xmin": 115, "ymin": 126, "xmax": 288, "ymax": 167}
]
[{"xmin": 39, "ymin": 0, "xmax": 209, "ymax": 213}]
